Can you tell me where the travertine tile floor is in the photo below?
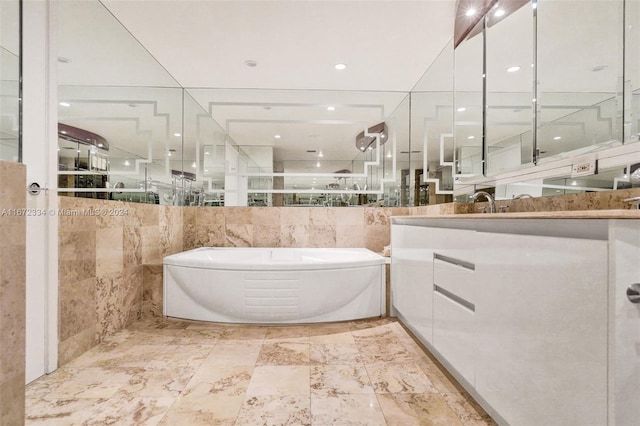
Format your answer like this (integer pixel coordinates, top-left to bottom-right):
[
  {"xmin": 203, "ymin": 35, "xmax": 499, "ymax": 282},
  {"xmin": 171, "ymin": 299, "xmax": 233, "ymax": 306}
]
[{"xmin": 25, "ymin": 317, "xmax": 496, "ymax": 425}]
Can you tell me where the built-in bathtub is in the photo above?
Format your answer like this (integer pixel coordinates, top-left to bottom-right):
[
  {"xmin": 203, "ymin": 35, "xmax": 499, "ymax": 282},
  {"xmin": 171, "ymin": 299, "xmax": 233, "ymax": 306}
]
[{"xmin": 163, "ymin": 247, "xmax": 386, "ymax": 324}]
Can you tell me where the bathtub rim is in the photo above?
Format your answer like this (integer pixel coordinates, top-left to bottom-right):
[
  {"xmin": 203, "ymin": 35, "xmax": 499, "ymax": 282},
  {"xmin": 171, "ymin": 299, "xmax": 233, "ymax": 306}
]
[{"xmin": 163, "ymin": 247, "xmax": 385, "ymax": 271}]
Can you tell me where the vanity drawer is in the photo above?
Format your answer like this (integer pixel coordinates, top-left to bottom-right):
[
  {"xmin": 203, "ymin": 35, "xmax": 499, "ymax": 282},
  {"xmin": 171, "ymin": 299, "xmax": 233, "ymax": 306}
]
[
  {"xmin": 433, "ymin": 291, "xmax": 475, "ymax": 385},
  {"xmin": 433, "ymin": 252, "xmax": 476, "ymax": 302}
]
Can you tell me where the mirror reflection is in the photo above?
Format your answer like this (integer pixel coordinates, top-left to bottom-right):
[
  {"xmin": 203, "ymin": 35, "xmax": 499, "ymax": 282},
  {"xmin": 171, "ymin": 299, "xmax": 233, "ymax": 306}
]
[
  {"xmin": 0, "ymin": 0, "xmax": 20, "ymax": 162},
  {"xmin": 56, "ymin": 0, "xmax": 640, "ymax": 207},
  {"xmin": 485, "ymin": 1, "xmax": 534, "ymax": 174},
  {"xmin": 536, "ymin": 0, "xmax": 623, "ymax": 160},
  {"xmin": 454, "ymin": 18, "xmax": 485, "ymax": 177}
]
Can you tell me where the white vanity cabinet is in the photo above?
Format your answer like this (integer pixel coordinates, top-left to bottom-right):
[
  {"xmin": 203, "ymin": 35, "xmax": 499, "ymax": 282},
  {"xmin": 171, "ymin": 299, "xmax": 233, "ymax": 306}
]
[
  {"xmin": 391, "ymin": 224, "xmax": 476, "ymax": 346},
  {"xmin": 474, "ymin": 232, "xmax": 608, "ymax": 426},
  {"xmin": 391, "ymin": 216, "xmax": 640, "ymax": 426}
]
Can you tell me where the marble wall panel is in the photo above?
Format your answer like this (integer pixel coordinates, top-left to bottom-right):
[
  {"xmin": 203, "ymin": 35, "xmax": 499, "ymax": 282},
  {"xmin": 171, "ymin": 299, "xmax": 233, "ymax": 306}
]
[
  {"xmin": 143, "ymin": 263, "xmax": 163, "ymax": 318},
  {"xmin": 0, "ymin": 160, "xmax": 26, "ymax": 425}
]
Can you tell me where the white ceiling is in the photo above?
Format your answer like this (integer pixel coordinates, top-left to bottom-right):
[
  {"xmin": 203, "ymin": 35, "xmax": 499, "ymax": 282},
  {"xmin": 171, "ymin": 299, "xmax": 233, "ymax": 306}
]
[{"xmin": 99, "ymin": 0, "xmax": 456, "ymax": 92}]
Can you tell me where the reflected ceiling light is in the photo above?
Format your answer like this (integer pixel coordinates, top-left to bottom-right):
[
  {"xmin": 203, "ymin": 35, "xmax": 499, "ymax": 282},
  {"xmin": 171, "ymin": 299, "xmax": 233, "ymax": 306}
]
[
  {"xmin": 553, "ymin": 136, "xmax": 562, "ymax": 140},
  {"xmin": 318, "ymin": 151, "xmax": 324, "ymax": 157},
  {"xmin": 327, "ymin": 106, "xmax": 336, "ymax": 111},
  {"xmin": 468, "ymin": 136, "xmax": 475, "ymax": 139},
  {"xmin": 457, "ymin": 107, "xmax": 466, "ymax": 112},
  {"xmin": 465, "ymin": 8, "xmax": 476, "ymax": 16},
  {"xmin": 274, "ymin": 134, "xmax": 281, "ymax": 139},
  {"xmin": 204, "ymin": 151, "xmax": 210, "ymax": 155},
  {"xmin": 360, "ymin": 146, "xmax": 366, "ymax": 151},
  {"xmin": 386, "ymin": 152, "xmax": 392, "ymax": 158},
  {"xmin": 507, "ymin": 66, "xmax": 520, "ymax": 73},
  {"xmin": 368, "ymin": 146, "xmax": 373, "ymax": 150},
  {"xmin": 192, "ymin": 162, "xmax": 196, "ymax": 168},
  {"xmin": 316, "ymin": 162, "xmax": 321, "ymax": 167},
  {"xmin": 571, "ymin": 180, "xmax": 577, "ymax": 186},
  {"xmin": 60, "ymin": 130, "xmax": 67, "ymax": 134},
  {"xmin": 334, "ymin": 63, "xmax": 347, "ymax": 70},
  {"xmin": 244, "ymin": 60, "xmax": 258, "ymax": 68},
  {"xmin": 59, "ymin": 102, "xmax": 71, "ymax": 107},
  {"xmin": 97, "ymin": 143, "xmax": 103, "ymax": 148},
  {"xmin": 204, "ymin": 169, "xmax": 209, "ymax": 172},
  {"xmin": 173, "ymin": 133, "xmax": 181, "ymax": 137},
  {"xmin": 76, "ymin": 149, "xmax": 81, "ymax": 153},
  {"xmin": 624, "ymin": 174, "xmax": 629, "ymax": 179},
  {"xmin": 494, "ymin": 8, "xmax": 506, "ymax": 17},
  {"xmin": 124, "ymin": 160, "xmax": 130, "ymax": 166}
]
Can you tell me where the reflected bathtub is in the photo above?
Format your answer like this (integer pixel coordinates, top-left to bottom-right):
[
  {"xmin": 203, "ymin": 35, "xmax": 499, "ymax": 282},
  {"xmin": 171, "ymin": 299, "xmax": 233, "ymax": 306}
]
[{"xmin": 163, "ymin": 247, "xmax": 386, "ymax": 324}]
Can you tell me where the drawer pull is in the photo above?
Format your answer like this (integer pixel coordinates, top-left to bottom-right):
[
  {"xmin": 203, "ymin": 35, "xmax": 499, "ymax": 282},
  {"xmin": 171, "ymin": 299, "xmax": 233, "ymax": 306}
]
[
  {"xmin": 434, "ymin": 253, "xmax": 475, "ymax": 271},
  {"xmin": 434, "ymin": 285, "xmax": 475, "ymax": 312}
]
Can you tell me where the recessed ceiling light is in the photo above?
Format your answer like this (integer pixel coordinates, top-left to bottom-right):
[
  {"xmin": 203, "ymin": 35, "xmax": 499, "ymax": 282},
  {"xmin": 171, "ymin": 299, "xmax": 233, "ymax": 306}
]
[
  {"xmin": 59, "ymin": 102, "xmax": 71, "ymax": 107},
  {"xmin": 327, "ymin": 106, "xmax": 335, "ymax": 111},
  {"xmin": 60, "ymin": 130, "xmax": 67, "ymax": 134},
  {"xmin": 244, "ymin": 60, "xmax": 258, "ymax": 68},
  {"xmin": 97, "ymin": 143, "xmax": 103, "ymax": 148},
  {"xmin": 334, "ymin": 63, "xmax": 346, "ymax": 70},
  {"xmin": 457, "ymin": 107, "xmax": 466, "ymax": 112},
  {"xmin": 553, "ymin": 136, "xmax": 562, "ymax": 140},
  {"xmin": 204, "ymin": 151, "xmax": 210, "ymax": 155},
  {"xmin": 507, "ymin": 66, "xmax": 520, "ymax": 73},
  {"xmin": 360, "ymin": 147, "xmax": 365, "ymax": 151},
  {"xmin": 274, "ymin": 134, "xmax": 281, "ymax": 139},
  {"xmin": 465, "ymin": 8, "xmax": 476, "ymax": 16},
  {"xmin": 468, "ymin": 136, "xmax": 475, "ymax": 139},
  {"xmin": 58, "ymin": 57, "xmax": 71, "ymax": 63},
  {"xmin": 494, "ymin": 9, "xmax": 506, "ymax": 17},
  {"xmin": 174, "ymin": 133, "xmax": 181, "ymax": 137}
]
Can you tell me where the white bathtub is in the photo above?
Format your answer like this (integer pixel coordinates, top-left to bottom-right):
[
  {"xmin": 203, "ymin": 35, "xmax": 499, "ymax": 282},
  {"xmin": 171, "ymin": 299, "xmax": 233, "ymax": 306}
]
[{"xmin": 163, "ymin": 247, "xmax": 386, "ymax": 324}]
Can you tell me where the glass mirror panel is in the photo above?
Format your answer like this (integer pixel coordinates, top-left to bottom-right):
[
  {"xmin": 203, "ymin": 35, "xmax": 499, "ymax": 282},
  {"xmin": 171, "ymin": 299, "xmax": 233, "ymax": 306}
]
[
  {"xmin": 454, "ymin": 18, "xmax": 485, "ymax": 178},
  {"xmin": 184, "ymin": 88, "xmax": 409, "ymax": 206},
  {"xmin": 536, "ymin": 0, "xmax": 623, "ymax": 161},
  {"xmin": 411, "ymin": 39, "xmax": 455, "ymax": 205},
  {"xmin": 627, "ymin": 0, "xmax": 640, "ymax": 143},
  {"xmin": 57, "ymin": 86, "xmax": 184, "ymax": 202},
  {"xmin": 486, "ymin": 2, "xmax": 534, "ymax": 174},
  {"xmin": 0, "ymin": 0, "xmax": 20, "ymax": 162}
]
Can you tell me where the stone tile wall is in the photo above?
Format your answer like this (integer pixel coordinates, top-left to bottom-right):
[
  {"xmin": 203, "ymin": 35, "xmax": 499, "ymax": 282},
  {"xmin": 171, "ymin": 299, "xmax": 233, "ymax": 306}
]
[
  {"xmin": 462, "ymin": 187, "xmax": 640, "ymax": 214},
  {"xmin": 0, "ymin": 161, "xmax": 26, "ymax": 425},
  {"xmin": 57, "ymin": 197, "xmax": 183, "ymax": 366}
]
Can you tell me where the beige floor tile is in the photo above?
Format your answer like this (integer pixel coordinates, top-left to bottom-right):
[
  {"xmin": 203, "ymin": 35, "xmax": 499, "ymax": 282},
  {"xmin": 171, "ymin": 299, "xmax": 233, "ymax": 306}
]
[
  {"xmin": 256, "ymin": 342, "xmax": 310, "ymax": 365},
  {"xmin": 377, "ymin": 393, "xmax": 464, "ymax": 426},
  {"xmin": 185, "ymin": 365, "xmax": 254, "ymax": 397},
  {"xmin": 236, "ymin": 395, "xmax": 311, "ymax": 426},
  {"xmin": 366, "ymin": 362, "xmax": 436, "ymax": 394},
  {"xmin": 310, "ymin": 343, "xmax": 363, "ymax": 365},
  {"xmin": 310, "ymin": 394, "xmax": 386, "ymax": 425},
  {"xmin": 246, "ymin": 365, "xmax": 310, "ymax": 396},
  {"xmin": 310, "ymin": 364, "xmax": 374, "ymax": 396},
  {"xmin": 442, "ymin": 393, "xmax": 498, "ymax": 426},
  {"xmin": 203, "ymin": 341, "xmax": 263, "ymax": 366},
  {"xmin": 158, "ymin": 394, "xmax": 244, "ymax": 426},
  {"xmin": 25, "ymin": 317, "xmax": 495, "ymax": 426}
]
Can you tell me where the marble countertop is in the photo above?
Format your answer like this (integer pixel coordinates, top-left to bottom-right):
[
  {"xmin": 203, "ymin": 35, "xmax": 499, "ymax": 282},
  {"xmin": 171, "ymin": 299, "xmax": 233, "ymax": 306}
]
[{"xmin": 394, "ymin": 209, "xmax": 640, "ymax": 220}]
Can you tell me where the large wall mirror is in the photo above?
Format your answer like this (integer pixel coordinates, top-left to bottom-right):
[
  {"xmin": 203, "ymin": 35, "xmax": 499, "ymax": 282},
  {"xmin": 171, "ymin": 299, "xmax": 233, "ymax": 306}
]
[
  {"xmin": 56, "ymin": 0, "xmax": 640, "ymax": 207},
  {"xmin": 0, "ymin": 0, "xmax": 20, "ymax": 163},
  {"xmin": 56, "ymin": 0, "xmax": 415, "ymax": 207},
  {"xmin": 452, "ymin": 0, "xmax": 640, "ymax": 199}
]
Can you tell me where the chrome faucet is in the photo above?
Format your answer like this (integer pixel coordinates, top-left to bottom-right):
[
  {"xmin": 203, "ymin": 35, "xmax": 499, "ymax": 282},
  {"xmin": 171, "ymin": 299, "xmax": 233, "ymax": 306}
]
[{"xmin": 472, "ymin": 191, "xmax": 495, "ymax": 213}]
